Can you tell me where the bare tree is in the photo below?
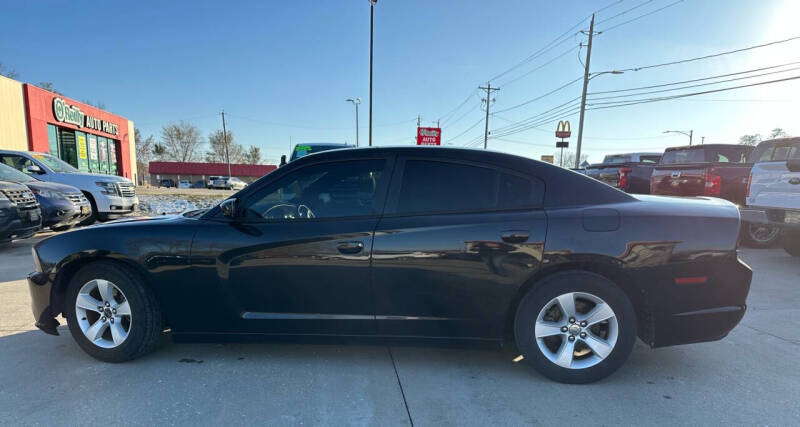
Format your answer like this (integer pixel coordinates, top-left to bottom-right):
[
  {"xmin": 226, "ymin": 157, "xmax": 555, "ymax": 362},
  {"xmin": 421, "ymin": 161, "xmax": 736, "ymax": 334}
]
[
  {"xmin": 769, "ymin": 128, "xmax": 788, "ymax": 139},
  {"xmin": 738, "ymin": 134, "xmax": 762, "ymax": 146},
  {"xmin": 133, "ymin": 128, "xmax": 157, "ymax": 184},
  {"xmin": 205, "ymin": 129, "xmax": 244, "ymax": 163},
  {"xmin": 82, "ymin": 99, "xmax": 107, "ymax": 110},
  {"xmin": 243, "ymin": 146, "xmax": 262, "ymax": 165},
  {"xmin": 555, "ymin": 150, "xmax": 588, "ymax": 169},
  {"xmin": 0, "ymin": 61, "xmax": 18, "ymax": 79},
  {"xmin": 160, "ymin": 121, "xmax": 202, "ymax": 162},
  {"xmin": 36, "ymin": 82, "xmax": 62, "ymax": 95}
]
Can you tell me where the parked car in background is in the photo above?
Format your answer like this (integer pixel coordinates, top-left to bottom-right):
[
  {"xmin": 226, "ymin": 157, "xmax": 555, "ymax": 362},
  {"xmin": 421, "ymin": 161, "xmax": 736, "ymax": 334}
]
[
  {"xmin": 586, "ymin": 152, "xmax": 662, "ymax": 194},
  {"xmin": 289, "ymin": 142, "xmax": 354, "ymax": 162},
  {"xmin": 0, "ymin": 164, "xmax": 91, "ymax": 231},
  {"xmin": 211, "ymin": 176, "xmax": 247, "ymax": 190},
  {"xmin": 159, "ymin": 179, "xmax": 175, "ymax": 188},
  {"xmin": 27, "ymin": 147, "xmax": 752, "ymax": 384},
  {"xmin": 178, "ymin": 180, "xmax": 191, "ymax": 189},
  {"xmin": 191, "ymin": 180, "xmax": 205, "ymax": 189},
  {"xmin": 0, "ymin": 150, "xmax": 137, "ymax": 224},
  {"xmin": 0, "ymin": 180, "xmax": 41, "ymax": 243},
  {"xmin": 206, "ymin": 176, "xmax": 222, "ymax": 189},
  {"xmin": 740, "ymin": 137, "xmax": 800, "ymax": 257},
  {"xmin": 649, "ymin": 144, "xmax": 772, "ymax": 246}
]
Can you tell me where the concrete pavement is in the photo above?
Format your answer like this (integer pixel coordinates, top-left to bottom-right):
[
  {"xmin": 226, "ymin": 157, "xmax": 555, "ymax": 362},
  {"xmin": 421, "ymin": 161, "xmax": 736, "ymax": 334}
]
[{"xmin": 1, "ymin": 236, "xmax": 798, "ymax": 426}]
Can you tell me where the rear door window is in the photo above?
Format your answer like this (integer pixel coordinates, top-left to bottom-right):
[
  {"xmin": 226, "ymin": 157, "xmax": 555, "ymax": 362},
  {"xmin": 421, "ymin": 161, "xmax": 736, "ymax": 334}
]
[{"xmin": 393, "ymin": 160, "xmax": 543, "ymax": 214}]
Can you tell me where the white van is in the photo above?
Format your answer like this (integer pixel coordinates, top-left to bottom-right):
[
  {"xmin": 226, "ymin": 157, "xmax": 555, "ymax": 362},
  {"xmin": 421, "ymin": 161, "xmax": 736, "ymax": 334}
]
[{"xmin": 740, "ymin": 137, "xmax": 800, "ymax": 256}]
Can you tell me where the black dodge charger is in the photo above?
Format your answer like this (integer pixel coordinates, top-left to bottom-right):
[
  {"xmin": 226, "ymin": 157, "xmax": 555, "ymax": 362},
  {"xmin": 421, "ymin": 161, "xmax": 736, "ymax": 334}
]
[{"xmin": 27, "ymin": 147, "xmax": 752, "ymax": 383}]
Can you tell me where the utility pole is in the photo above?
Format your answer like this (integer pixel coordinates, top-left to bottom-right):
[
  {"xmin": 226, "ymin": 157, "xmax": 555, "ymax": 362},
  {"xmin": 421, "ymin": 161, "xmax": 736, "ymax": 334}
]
[
  {"xmin": 479, "ymin": 82, "xmax": 499, "ymax": 149},
  {"xmin": 368, "ymin": 0, "xmax": 377, "ymax": 146},
  {"xmin": 221, "ymin": 110, "xmax": 231, "ymax": 178},
  {"xmin": 689, "ymin": 130, "xmax": 694, "ymax": 145},
  {"xmin": 417, "ymin": 115, "xmax": 421, "ymax": 128},
  {"xmin": 701, "ymin": 136, "xmax": 705, "ymax": 145},
  {"xmin": 575, "ymin": 13, "xmax": 595, "ymax": 169}
]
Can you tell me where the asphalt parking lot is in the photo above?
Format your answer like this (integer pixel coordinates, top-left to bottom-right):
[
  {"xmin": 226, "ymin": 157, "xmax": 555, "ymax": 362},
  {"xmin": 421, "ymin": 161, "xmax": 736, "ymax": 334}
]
[{"xmin": 1, "ymin": 236, "xmax": 798, "ymax": 426}]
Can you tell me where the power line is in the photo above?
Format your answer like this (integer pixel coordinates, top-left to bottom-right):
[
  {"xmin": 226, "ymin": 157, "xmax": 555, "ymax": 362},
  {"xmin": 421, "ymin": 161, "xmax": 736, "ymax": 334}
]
[
  {"xmin": 615, "ymin": 35, "xmax": 800, "ymax": 73},
  {"xmin": 438, "ymin": 91, "xmax": 477, "ymax": 124},
  {"xmin": 596, "ymin": 0, "xmax": 654, "ymax": 24},
  {"xmin": 588, "ymin": 64, "xmax": 800, "ymax": 101},
  {"xmin": 586, "ymin": 74, "xmax": 800, "ymax": 110},
  {"xmin": 447, "ymin": 117, "xmax": 485, "ymax": 142},
  {"xmin": 494, "ymin": 76, "xmax": 583, "ymax": 113},
  {"xmin": 589, "ymin": 60, "xmax": 800, "ymax": 94},
  {"xmin": 598, "ymin": 0, "xmax": 685, "ymax": 33},
  {"xmin": 498, "ymin": 46, "xmax": 581, "ymax": 87}
]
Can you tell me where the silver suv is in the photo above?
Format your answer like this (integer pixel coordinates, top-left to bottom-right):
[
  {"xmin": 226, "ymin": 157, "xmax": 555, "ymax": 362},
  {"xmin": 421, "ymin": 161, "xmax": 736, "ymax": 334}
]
[
  {"xmin": 0, "ymin": 150, "xmax": 137, "ymax": 223},
  {"xmin": 740, "ymin": 137, "xmax": 800, "ymax": 257}
]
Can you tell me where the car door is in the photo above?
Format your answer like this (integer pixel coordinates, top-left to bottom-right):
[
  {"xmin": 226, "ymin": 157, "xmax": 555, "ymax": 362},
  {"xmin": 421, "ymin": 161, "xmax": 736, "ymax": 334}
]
[
  {"xmin": 371, "ymin": 157, "xmax": 547, "ymax": 339},
  {"xmin": 188, "ymin": 156, "xmax": 393, "ymax": 336}
]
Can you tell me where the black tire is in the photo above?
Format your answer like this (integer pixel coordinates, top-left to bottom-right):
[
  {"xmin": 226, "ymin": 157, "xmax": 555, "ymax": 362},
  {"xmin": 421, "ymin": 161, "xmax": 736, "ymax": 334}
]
[
  {"xmin": 782, "ymin": 230, "xmax": 800, "ymax": 257},
  {"xmin": 79, "ymin": 192, "xmax": 98, "ymax": 226},
  {"xmin": 514, "ymin": 271, "xmax": 637, "ymax": 384},
  {"xmin": 741, "ymin": 223, "xmax": 781, "ymax": 248},
  {"xmin": 64, "ymin": 261, "xmax": 164, "ymax": 362}
]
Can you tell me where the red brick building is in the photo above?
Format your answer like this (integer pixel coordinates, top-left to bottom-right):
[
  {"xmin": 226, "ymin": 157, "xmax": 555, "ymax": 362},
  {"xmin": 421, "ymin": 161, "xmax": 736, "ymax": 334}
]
[{"xmin": 148, "ymin": 161, "xmax": 277, "ymax": 186}]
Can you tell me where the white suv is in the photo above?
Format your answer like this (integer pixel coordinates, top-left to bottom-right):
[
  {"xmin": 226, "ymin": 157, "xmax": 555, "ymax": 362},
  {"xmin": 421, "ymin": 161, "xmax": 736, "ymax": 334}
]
[{"xmin": 740, "ymin": 137, "xmax": 800, "ymax": 256}]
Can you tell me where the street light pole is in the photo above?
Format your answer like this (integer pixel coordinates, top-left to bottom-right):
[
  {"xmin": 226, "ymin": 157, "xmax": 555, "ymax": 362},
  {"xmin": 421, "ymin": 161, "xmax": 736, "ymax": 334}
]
[
  {"xmin": 346, "ymin": 98, "xmax": 361, "ymax": 147},
  {"xmin": 663, "ymin": 130, "xmax": 694, "ymax": 145},
  {"xmin": 368, "ymin": 0, "xmax": 377, "ymax": 147},
  {"xmin": 221, "ymin": 110, "xmax": 231, "ymax": 178}
]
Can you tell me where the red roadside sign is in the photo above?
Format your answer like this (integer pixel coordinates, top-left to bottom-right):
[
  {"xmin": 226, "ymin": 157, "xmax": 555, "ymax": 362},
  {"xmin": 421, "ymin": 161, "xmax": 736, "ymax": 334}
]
[{"xmin": 416, "ymin": 127, "xmax": 442, "ymax": 145}]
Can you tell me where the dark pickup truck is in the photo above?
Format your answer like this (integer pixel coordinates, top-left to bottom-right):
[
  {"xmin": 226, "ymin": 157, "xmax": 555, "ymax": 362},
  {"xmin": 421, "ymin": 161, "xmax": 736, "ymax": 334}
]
[
  {"xmin": 650, "ymin": 144, "xmax": 754, "ymax": 204},
  {"xmin": 585, "ymin": 152, "xmax": 662, "ymax": 194}
]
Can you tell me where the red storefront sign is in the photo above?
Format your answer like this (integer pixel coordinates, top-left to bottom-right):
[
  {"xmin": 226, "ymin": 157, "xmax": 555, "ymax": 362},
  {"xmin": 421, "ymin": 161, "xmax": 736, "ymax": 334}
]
[
  {"xmin": 22, "ymin": 84, "xmax": 132, "ymax": 178},
  {"xmin": 416, "ymin": 127, "xmax": 442, "ymax": 145}
]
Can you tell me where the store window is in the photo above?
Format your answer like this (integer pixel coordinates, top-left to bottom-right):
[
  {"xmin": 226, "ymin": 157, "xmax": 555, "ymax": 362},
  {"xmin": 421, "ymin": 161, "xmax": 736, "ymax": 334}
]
[
  {"xmin": 75, "ymin": 131, "xmax": 89, "ymax": 171},
  {"xmin": 98, "ymin": 137, "xmax": 109, "ymax": 173},
  {"xmin": 87, "ymin": 134, "xmax": 99, "ymax": 172}
]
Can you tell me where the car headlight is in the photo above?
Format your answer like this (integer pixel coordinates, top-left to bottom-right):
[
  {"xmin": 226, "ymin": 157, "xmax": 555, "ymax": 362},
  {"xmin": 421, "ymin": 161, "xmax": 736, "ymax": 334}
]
[
  {"xmin": 95, "ymin": 181, "xmax": 118, "ymax": 195},
  {"xmin": 30, "ymin": 188, "xmax": 64, "ymax": 199}
]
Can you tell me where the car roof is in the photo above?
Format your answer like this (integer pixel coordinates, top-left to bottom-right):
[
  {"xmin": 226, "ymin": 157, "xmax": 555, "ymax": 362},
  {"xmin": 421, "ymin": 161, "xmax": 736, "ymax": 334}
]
[{"xmin": 664, "ymin": 144, "xmax": 749, "ymax": 151}]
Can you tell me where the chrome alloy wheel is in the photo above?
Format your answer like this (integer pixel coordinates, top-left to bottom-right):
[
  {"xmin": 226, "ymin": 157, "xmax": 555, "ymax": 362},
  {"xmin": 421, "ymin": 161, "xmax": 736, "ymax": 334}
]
[
  {"xmin": 74, "ymin": 279, "xmax": 132, "ymax": 348},
  {"xmin": 534, "ymin": 292, "xmax": 618, "ymax": 369}
]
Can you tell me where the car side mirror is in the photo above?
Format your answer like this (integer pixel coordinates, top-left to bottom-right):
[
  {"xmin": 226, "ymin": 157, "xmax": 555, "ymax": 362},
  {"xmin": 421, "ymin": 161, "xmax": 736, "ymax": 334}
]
[
  {"xmin": 787, "ymin": 158, "xmax": 800, "ymax": 173},
  {"xmin": 220, "ymin": 198, "xmax": 239, "ymax": 219},
  {"xmin": 26, "ymin": 164, "xmax": 44, "ymax": 174}
]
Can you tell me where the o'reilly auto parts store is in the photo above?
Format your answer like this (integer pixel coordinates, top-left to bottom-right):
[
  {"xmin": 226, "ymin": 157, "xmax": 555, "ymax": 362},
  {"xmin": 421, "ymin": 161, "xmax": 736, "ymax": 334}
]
[{"xmin": 0, "ymin": 75, "xmax": 137, "ymax": 180}]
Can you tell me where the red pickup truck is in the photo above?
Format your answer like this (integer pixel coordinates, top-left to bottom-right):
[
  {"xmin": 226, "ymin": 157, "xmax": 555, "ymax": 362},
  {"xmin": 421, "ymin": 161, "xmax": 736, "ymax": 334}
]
[{"xmin": 650, "ymin": 144, "xmax": 754, "ymax": 204}]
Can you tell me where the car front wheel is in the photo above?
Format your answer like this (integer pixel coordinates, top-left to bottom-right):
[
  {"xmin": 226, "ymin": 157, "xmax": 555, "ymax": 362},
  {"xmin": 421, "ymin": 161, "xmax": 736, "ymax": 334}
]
[
  {"xmin": 64, "ymin": 261, "xmax": 164, "ymax": 362},
  {"xmin": 514, "ymin": 271, "xmax": 637, "ymax": 384},
  {"xmin": 742, "ymin": 223, "xmax": 781, "ymax": 248}
]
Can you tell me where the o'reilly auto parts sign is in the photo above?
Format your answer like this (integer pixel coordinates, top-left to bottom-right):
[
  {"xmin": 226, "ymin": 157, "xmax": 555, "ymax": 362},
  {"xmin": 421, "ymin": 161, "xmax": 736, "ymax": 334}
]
[{"xmin": 52, "ymin": 97, "xmax": 119, "ymax": 136}]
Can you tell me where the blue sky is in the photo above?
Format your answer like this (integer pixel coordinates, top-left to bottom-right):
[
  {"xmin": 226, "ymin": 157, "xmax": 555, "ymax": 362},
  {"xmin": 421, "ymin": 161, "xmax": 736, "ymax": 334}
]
[{"xmin": 2, "ymin": 0, "xmax": 798, "ymax": 164}]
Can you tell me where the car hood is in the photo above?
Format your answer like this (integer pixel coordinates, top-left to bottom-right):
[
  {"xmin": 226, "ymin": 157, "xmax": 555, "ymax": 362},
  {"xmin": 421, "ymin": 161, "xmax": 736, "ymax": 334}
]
[
  {"xmin": 24, "ymin": 180, "xmax": 82, "ymax": 195},
  {"xmin": 53, "ymin": 171, "xmax": 131, "ymax": 183},
  {"xmin": 0, "ymin": 180, "xmax": 29, "ymax": 191}
]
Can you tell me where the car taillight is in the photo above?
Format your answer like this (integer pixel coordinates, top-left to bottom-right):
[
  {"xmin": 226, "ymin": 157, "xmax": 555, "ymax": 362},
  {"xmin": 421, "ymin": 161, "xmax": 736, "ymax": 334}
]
[
  {"xmin": 618, "ymin": 167, "xmax": 632, "ymax": 189},
  {"xmin": 745, "ymin": 173, "xmax": 753, "ymax": 197},
  {"xmin": 704, "ymin": 170, "xmax": 721, "ymax": 196}
]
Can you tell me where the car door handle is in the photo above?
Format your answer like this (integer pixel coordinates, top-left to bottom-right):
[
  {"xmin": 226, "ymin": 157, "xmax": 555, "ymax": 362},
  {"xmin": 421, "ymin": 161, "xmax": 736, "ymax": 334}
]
[
  {"xmin": 501, "ymin": 230, "xmax": 530, "ymax": 244},
  {"xmin": 337, "ymin": 241, "xmax": 365, "ymax": 254}
]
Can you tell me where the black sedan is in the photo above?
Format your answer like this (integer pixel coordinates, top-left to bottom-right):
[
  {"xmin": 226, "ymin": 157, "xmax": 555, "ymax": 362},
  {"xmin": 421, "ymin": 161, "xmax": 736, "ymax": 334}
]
[{"xmin": 27, "ymin": 147, "xmax": 751, "ymax": 383}]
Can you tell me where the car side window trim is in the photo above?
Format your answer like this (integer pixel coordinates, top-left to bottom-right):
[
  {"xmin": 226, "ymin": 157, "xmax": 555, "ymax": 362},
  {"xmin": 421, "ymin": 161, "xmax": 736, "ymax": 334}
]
[
  {"xmin": 226, "ymin": 156, "xmax": 395, "ymax": 224},
  {"xmin": 382, "ymin": 156, "xmax": 545, "ymax": 217}
]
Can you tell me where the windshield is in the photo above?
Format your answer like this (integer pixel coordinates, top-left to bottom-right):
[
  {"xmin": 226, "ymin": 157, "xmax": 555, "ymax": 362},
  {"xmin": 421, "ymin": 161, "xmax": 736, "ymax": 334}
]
[
  {"xmin": 603, "ymin": 155, "xmax": 632, "ymax": 164},
  {"xmin": 31, "ymin": 153, "xmax": 79, "ymax": 173},
  {"xmin": 659, "ymin": 148, "xmax": 750, "ymax": 164},
  {"xmin": 290, "ymin": 144, "xmax": 350, "ymax": 161},
  {"xmin": 0, "ymin": 163, "xmax": 37, "ymax": 182}
]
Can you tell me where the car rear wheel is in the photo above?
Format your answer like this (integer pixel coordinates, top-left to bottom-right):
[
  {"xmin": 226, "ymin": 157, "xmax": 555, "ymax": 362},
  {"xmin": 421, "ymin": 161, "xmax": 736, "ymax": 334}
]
[
  {"xmin": 514, "ymin": 271, "xmax": 637, "ymax": 384},
  {"xmin": 742, "ymin": 223, "xmax": 780, "ymax": 248},
  {"xmin": 64, "ymin": 261, "xmax": 164, "ymax": 362}
]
